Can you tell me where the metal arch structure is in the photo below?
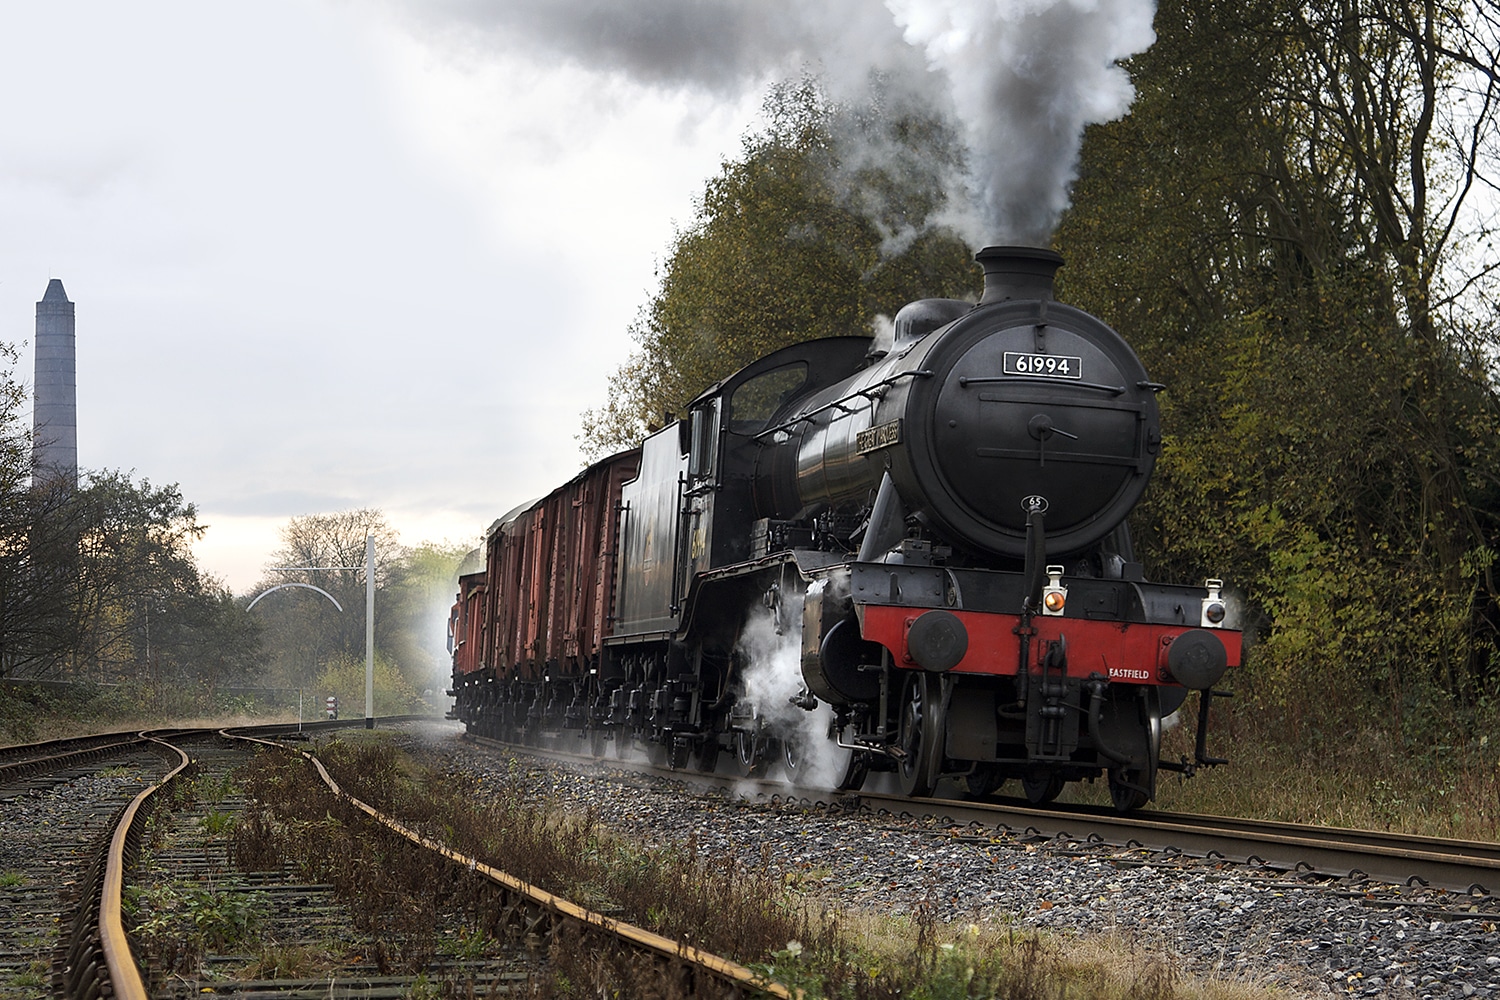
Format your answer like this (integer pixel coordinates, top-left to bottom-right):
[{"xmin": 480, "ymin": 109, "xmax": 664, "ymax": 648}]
[
  {"xmin": 250, "ymin": 535, "xmax": 377, "ymax": 729},
  {"xmin": 246, "ymin": 582, "xmax": 345, "ymax": 613}
]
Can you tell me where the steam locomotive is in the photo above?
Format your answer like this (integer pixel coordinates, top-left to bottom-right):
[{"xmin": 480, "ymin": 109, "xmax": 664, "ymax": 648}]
[{"xmin": 448, "ymin": 246, "xmax": 1242, "ymax": 810}]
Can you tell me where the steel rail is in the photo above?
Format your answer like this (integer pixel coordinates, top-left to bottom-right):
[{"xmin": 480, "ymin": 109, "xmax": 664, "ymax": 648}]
[
  {"xmin": 225, "ymin": 729, "xmax": 800, "ymax": 1000},
  {"xmin": 846, "ymin": 790, "xmax": 1500, "ymax": 895},
  {"xmin": 0, "ymin": 734, "xmax": 150, "ymax": 787},
  {"xmin": 0, "ymin": 716, "xmax": 448, "ymax": 998},
  {"xmin": 0, "ymin": 730, "xmax": 141, "ymax": 766},
  {"xmin": 91, "ymin": 733, "xmax": 194, "ymax": 1000},
  {"xmin": 473, "ymin": 734, "xmax": 1500, "ymax": 896}
]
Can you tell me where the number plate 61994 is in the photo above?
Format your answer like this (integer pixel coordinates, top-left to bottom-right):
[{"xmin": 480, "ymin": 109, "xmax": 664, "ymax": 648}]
[{"xmin": 1004, "ymin": 352, "xmax": 1083, "ymax": 379}]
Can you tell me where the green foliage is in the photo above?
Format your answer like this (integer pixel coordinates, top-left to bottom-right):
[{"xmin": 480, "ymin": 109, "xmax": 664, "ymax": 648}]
[
  {"xmin": 200, "ymin": 808, "xmax": 238, "ymax": 837},
  {"xmin": 581, "ymin": 78, "xmax": 973, "ymax": 458},
  {"xmin": 1056, "ymin": 0, "xmax": 1500, "ymax": 738},
  {"xmin": 314, "ymin": 652, "xmax": 427, "ymax": 717},
  {"xmin": 127, "ymin": 879, "xmax": 269, "ymax": 962}
]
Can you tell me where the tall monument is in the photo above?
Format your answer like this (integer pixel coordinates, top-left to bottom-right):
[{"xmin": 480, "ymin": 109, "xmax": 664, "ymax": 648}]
[{"xmin": 33, "ymin": 279, "xmax": 78, "ymax": 487}]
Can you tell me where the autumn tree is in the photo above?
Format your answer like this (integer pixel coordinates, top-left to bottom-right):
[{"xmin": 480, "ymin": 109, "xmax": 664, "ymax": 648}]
[
  {"xmin": 1, "ymin": 465, "xmax": 261, "ymax": 686},
  {"xmin": 250, "ymin": 508, "xmax": 399, "ymax": 687},
  {"xmin": 580, "ymin": 78, "xmax": 974, "ymax": 459}
]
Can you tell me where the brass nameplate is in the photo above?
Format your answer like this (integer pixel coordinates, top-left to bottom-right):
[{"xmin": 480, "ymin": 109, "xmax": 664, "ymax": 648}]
[{"xmin": 856, "ymin": 419, "xmax": 902, "ymax": 455}]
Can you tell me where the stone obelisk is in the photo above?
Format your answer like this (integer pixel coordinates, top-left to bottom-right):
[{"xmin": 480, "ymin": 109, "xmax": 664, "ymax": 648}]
[{"xmin": 33, "ymin": 279, "xmax": 78, "ymax": 487}]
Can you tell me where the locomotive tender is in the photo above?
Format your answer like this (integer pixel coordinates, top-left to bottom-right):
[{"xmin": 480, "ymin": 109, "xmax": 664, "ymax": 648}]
[{"xmin": 449, "ymin": 246, "xmax": 1242, "ymax": 810}]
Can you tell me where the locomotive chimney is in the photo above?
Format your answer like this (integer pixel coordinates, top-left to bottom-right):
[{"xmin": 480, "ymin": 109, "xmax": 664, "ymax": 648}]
[{"xmin": 976, "ymin": 246, "xmax": 1065, "ymax": 305}]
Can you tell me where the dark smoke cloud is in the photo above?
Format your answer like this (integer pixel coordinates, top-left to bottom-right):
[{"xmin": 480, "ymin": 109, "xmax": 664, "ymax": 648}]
[{"xmin": 394, "ymin": 0, "xmax": 1155, "ymax": 246}]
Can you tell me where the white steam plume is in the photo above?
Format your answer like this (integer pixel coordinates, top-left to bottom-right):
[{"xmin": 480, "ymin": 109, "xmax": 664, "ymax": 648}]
[
  {"xmin": 735, "ymin": 586, "xmax": 851, "ymax": 788},
  {"xmin": 887, "ymin": 0, "xmax": 1155, "ymax": 246},
  {"xmin": 392, "ymin": 0, "xmax": 1157, "ymax": 245}
]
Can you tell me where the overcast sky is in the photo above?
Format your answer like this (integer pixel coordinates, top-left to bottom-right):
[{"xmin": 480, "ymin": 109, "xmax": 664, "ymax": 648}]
[
  {"xmin": 1, "ymin": 0, "xmax": 1157, "ymax": 594},
  {"xmin": 1, "ymin": 2, "xmax": 763, "ymax": 591}
]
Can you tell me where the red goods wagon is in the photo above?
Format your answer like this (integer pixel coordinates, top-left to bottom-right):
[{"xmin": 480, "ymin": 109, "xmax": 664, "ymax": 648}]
[
  {"xmin": 448, "ymin": 571, "xmax": 488, "ymax": 679},
  {"xmin": 448, "ymin": 449, "xmax": 639, "ymax": 737}
]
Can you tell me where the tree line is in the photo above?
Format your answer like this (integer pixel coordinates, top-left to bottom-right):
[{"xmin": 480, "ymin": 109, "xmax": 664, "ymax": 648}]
[
  {"xmin": 0, "ymin": 344, "xmax": 259, "ymax": 696},
  {"xmin": 580, "ymin": 0, "xmax": 1500, "ymax": 743},
  {"xmin": 244, "ymin": 508, "xmax": 473, "ymax": 715},
  {"xmin": 0, "ymin": 341, "xmax": 472, "ymax": 719}
]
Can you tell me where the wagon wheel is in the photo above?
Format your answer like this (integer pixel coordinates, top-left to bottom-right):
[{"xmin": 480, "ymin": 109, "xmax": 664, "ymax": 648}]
[
  {"xmin": 588, "ymin": 725, "xmax": 607, "ymax": 759},
  {"xmin": 1020, "ymin": 770, "xmax": 1065, "ymax": 805},
  {"xmin": 611, "ymin": 725, "xmax": 632, "ymax": 759},
  {"xmin": 897, "ymin": 672, "xmax": 944, "ymax": 797},
  {"xmin": 645, "ymin": 737, "xmax": 671, "ymax": 768}
]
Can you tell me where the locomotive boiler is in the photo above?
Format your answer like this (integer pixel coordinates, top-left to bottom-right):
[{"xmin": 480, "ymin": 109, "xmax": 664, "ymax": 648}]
[{"xmin": 448, "ymin": 246, "xmax": 1242, "ymax": 810}]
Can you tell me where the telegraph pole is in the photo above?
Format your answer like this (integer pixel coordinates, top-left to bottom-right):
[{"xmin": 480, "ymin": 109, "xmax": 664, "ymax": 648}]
[{"xmin": 365, "ymin": 533, "xmax": 375, "ymax": 729}]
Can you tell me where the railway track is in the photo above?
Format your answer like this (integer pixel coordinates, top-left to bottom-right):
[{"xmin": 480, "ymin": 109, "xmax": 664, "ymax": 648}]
[
  {"xmin": 1, "ymin": 722, "xmax": 796, "ymax": 999},
  {"xmin": 0, "ymin": 738, "xmax": 176, "ymax": 1000},
  {"xmin": 129, "ymin": 730, "xmax": 540, "ymax": 998},
  {"xmin": 476, "ymin": 731, "xmax": 1500, "ymax": 898}
]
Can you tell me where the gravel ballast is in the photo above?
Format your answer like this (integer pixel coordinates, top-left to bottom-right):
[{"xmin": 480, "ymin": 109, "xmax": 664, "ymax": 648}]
[{"xmin": 394, "ymin": 722, "xmax": 1500, "ymax": 1000}]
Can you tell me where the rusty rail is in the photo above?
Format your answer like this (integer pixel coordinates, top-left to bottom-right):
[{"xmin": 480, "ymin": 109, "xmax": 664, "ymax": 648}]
[
  {"xmin": 62, "ymin": 734, "xmax": 193, "ymax": 1000},
  {"xmin": 229, "ymin": 730, "xmax": 798, "ymax": 999}
]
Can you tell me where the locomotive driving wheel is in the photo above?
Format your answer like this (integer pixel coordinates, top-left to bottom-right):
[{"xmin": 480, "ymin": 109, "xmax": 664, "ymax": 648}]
[
  {"xmin": 734, "ymin": 726, "xmax": 769, "ymax": 777},
  {"xmin": 836, "ymin": 751, "xmax": 870, "ymax": 791},
  {"xmin": 781, "ymin": 736, "xmax": 806, "ymax": 785},
  {"xmin": 897, "ymin": 672, "xmax": 944, "ymax": 797},
  {"xmin": 1108, "ymin": 769, "xmax": 1150, "ymax": 811},
  {"xmin": 831, "ymin": 732, "xmax": 869, "ymax": 792},
  {"xmin": 732, "ymin": 707, "xmax": 772, "ymax": 777}
]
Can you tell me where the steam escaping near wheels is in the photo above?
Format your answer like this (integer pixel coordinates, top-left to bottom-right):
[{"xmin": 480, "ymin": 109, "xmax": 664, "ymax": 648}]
[{"xmin": 734, "ymin": 592, "xmax": 847, "ymax": 789}]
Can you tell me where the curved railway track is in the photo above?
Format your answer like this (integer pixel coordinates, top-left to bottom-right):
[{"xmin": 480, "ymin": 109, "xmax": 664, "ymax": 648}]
[
  {"xmin": 473, "ymin": 731, "xmax": 1500, "ymax": 899},
  {"xmin": 2, "ymin": 721, "xmax": 794, "ymax": 999}
]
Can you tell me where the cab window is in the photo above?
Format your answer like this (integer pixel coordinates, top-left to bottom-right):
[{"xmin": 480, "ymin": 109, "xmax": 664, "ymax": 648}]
[
  {"xmin": 688, "ymin": 398, "xmax": 720, "ymax": 480},
  {"xmin": 728, "ymin": 363, "xmax": 808, "ymax": 435}
]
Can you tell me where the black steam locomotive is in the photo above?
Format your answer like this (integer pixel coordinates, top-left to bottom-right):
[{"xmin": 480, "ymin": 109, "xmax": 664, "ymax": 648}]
[{"xmin": 449, "ymin": 246, "xmax": 1242, "ymax": 810}]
